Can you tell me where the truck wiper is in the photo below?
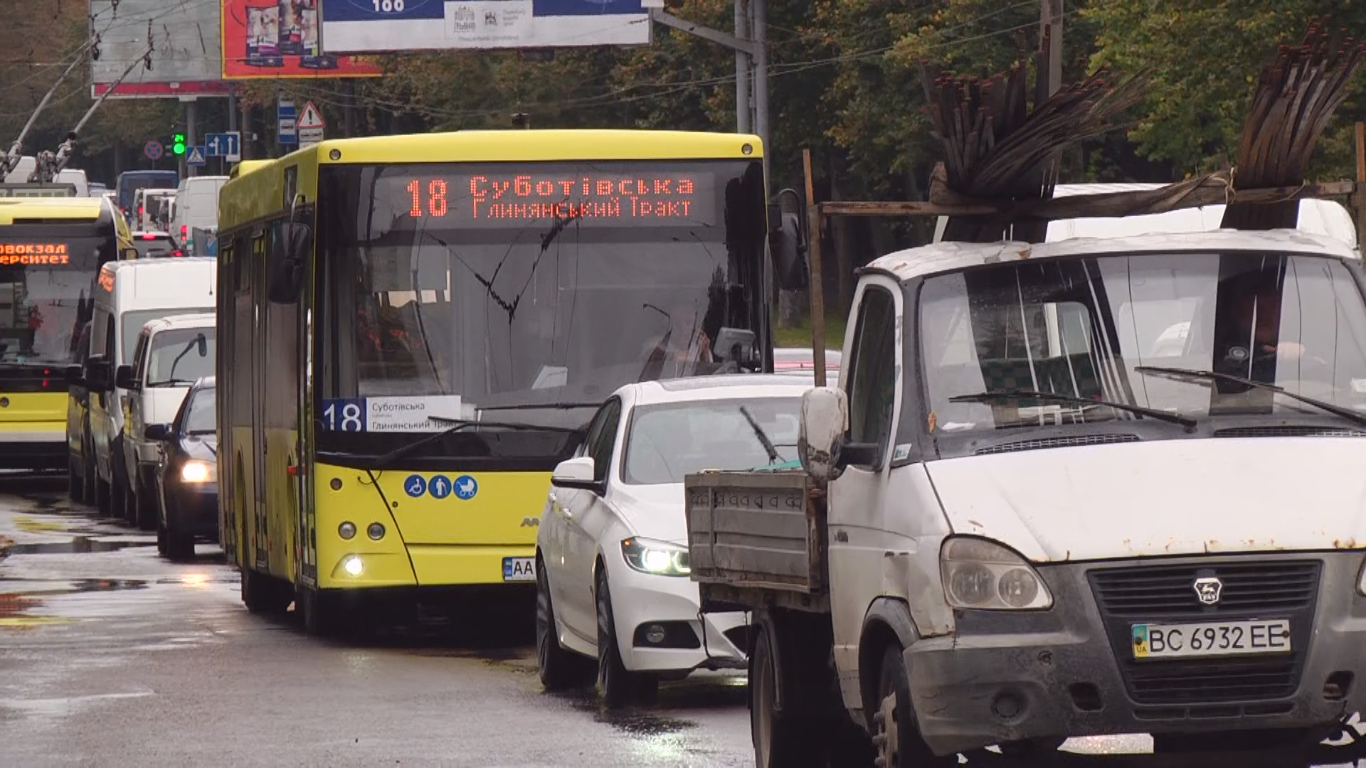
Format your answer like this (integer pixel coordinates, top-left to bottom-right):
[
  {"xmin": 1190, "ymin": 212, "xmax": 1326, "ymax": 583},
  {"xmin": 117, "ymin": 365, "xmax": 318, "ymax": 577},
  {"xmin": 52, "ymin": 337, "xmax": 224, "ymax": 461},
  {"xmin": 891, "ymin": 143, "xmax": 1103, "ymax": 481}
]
[
  {"xmin": 374, "ymin": 414, "xmax": 581, "ymax": 467},
  {"xmin": 739, "ymin": 405, "xmax": 782, "ymax": 464},
  {"xmin": 1134, "ymin": 365, "xmax": 1366, "ymax": 428},
  {"xmin": 146, "ymin": 378, "xmax": 198, "ymax": 387},
  {"xmin": 949, "ymin": 389, "xmax": 1198, "ymax": 430}
]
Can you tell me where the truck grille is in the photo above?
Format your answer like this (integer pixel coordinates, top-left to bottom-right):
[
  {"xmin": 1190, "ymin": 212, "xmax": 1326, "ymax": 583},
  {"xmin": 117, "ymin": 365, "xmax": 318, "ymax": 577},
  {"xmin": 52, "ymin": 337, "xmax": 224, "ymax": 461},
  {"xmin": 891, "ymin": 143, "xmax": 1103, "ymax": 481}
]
[{"xmin": 1088, "ymin": 560, "xmax": 1320, "ymax": 705}]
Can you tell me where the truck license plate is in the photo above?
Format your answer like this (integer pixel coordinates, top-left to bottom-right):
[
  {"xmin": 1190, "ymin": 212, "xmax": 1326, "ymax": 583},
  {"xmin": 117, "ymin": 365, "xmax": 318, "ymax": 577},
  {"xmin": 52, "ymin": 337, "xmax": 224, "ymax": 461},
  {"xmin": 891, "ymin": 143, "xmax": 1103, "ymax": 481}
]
[
  {"xmin": 1132, "ymin": 619, "xmax": 1291, "ymax": 659},
  {"xmin": 503, "ymin": 557, "xmax": 536, "ymax": 582}
]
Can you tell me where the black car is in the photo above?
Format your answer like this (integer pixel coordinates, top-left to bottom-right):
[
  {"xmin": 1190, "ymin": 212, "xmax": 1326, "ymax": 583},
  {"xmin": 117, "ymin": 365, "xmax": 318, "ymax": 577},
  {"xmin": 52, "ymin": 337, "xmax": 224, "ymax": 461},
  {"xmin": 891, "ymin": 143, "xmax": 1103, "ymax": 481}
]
[{"xmin": 144, "ymin": 376, "xmax": 216, "ymax": 561}]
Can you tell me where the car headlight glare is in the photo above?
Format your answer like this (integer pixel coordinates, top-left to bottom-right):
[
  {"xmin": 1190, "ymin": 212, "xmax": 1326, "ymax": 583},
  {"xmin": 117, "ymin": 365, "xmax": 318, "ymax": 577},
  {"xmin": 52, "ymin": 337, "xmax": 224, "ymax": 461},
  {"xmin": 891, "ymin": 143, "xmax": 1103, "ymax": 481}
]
[
  {"xmin": 621, "ymin": 537, "xmax": 690, "ymax": 577},
  {"xmin": 180, "ymin": 460, "xmax": 214, "ymax": 483},
  {"xmin": 940, "ymin": 537, "xmax": 1052, "ymax": 611}
]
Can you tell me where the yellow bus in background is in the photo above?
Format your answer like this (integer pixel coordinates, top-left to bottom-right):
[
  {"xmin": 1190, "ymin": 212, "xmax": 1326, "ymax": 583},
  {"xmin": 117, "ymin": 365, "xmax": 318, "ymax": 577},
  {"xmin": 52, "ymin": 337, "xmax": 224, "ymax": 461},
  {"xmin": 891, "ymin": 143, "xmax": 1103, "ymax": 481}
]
[
  {"xmin": 216, "ymin": 130, "xmax": 775, "ymax": 635},
  {"xmin": 0, "ymin": 196, "xmax": 131, "ymax": 480}
]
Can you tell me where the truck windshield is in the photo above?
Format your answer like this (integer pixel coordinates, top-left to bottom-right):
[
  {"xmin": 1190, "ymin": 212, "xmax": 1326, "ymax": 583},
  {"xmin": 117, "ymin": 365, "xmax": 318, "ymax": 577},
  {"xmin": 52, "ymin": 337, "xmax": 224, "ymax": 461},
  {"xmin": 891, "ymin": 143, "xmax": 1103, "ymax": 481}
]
[
  {"xmin": 122, "ymin": 309, "xmax": 213, "ymax": 363},
  {"xmin": 623, "ymin": 396, "xmax": 802, "ymax": 484},
  {"xmin": 0, "ymin": 234, "xmax": 107, "ymax": 365},
  {"xmin": 918, "ymin": 251, "xmax": 1366, "ymax": 434},
  {"xmin": 315, "ymin": 160, "xmax": 768, "ymax": 462},
  {"xmin": 147, "ymin": 328, "xmax": 215, "ymax": 386}
]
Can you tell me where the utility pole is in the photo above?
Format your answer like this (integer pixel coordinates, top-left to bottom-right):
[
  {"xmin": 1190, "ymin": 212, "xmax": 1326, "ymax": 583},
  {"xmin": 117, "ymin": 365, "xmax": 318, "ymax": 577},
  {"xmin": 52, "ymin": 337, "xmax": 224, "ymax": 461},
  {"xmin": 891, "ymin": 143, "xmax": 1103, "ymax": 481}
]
[
  {"xmin": 733, "ymin": 0, "xmax": 750, "ymax": 134},
  {"xmin": 1040, "ymin": 0, "xmax": 1063, "ymax": 96},
  {"xmin": 751, "ymin": 0, "xmax": 769, "ymax": 182},
  {"xmin": 183, "ymin": 98, "xmax": 198, "ymax": 178}
]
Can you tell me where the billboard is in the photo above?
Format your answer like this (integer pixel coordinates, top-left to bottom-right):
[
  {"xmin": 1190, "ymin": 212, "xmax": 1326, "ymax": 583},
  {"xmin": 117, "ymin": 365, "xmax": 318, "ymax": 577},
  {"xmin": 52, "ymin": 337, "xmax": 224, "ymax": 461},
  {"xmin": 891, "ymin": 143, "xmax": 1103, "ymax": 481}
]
[
  {"xmin": 89, "ymin": 1, "xmax": 230, "ymax": 98},
  {"xmin": 222, "ymin": 0, "xmax": 384, "ymax": 79},
  {"xmin": 317, "ymin": 0, "xmax": 652, "ymax": 53}
]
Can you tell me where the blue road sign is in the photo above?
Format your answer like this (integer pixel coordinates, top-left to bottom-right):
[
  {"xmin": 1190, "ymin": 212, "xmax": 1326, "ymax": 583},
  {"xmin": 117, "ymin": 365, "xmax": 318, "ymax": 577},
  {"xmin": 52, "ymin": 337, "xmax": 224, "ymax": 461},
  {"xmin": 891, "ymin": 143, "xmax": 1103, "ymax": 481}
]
[
  {"xmin": 144, "ymin": 140, "xmax": 164, "ymax": 160},
  {"xmin": 454, "ymin": 475, "xmax": 478, "ymax": 501},
  {"xmin": 186, "ymin": 145, "xmax": 207, "ymax": 166},
  {"xmin": 205, "ymin": 132, "xmax": 241, "ymax": 161},
  {"xmin": 278, "ymin": 98, "xmax": 298, "ymax": 145},
  {"xmin": 403, "ymin": 474, "xmax": 427, "ymax": 498}
]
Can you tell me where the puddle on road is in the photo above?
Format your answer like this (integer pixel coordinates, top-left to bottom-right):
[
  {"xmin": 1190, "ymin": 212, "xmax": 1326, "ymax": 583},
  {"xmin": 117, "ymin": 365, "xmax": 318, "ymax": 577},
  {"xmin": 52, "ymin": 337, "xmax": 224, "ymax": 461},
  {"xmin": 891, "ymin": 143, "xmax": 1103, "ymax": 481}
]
[{"xmin": 553, "ymin": 688, "xmax": 697, "ymax": 737}]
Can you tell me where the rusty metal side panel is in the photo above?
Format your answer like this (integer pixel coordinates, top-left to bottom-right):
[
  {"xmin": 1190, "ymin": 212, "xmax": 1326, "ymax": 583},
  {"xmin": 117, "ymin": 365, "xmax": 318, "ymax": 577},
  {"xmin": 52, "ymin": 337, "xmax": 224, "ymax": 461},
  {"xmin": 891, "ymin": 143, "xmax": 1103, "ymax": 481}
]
[{"xmin": 685, "ymin": 470, "xmax": 821, "ymax": 594}]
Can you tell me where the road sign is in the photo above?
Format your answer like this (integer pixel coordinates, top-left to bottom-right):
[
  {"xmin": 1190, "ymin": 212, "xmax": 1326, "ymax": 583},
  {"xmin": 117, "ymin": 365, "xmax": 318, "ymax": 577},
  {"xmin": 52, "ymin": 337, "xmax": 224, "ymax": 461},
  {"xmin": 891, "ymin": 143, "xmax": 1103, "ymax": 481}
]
[
  {"xmin": 205, "ymin": 132, "xmax": 241, "ymax": 162},
  {"xmin": 278, "ymin": 97, "xmax": 298, "ymax": 145},
  {"xmin": 186, "ymin": 145, "xmax": 207, "ymax": 166},
  {"xmin": 144, "ymin": 140, "xmax": 164, "ymax": 160},
  {"xmin": 297, "ymin": 101, "xmax": 325, "ymax": 147}
]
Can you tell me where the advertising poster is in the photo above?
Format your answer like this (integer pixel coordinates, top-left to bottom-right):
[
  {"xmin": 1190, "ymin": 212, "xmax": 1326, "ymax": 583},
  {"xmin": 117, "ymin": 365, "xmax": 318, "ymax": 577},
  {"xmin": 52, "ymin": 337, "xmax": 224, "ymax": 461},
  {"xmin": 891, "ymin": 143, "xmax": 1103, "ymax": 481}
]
[
  {"xmin": 317, "ymin": 0, "xmax": 650, "ymax": 54},
  {"xmin": 89, "ymin": 0, "xmax": 230, "ymax": 98},
  {"xmin": 222, "ymin": 0, "xmax": 383, "ymax": 79}
]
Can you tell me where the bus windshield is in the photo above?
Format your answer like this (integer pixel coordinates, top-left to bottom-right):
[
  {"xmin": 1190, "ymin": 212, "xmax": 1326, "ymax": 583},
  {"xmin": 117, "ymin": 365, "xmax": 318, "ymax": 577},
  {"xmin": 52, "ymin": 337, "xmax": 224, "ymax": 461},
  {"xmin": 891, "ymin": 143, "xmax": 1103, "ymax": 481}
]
[
  {"xmin": 316, "ymin": 160, "xmax": 767, "ymax": 451},
  {"xmin": 0, "ymin": 233, "xmax": 108, "ymax": 365}
]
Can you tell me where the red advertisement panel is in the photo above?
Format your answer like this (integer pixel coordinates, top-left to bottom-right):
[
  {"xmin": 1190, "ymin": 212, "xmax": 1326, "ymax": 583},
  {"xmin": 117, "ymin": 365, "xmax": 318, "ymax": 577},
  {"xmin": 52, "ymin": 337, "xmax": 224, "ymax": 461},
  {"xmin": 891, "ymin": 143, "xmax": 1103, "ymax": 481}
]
[{"xmin": 222, "ymin": 0, "xmax": 382, "ymax": 79}]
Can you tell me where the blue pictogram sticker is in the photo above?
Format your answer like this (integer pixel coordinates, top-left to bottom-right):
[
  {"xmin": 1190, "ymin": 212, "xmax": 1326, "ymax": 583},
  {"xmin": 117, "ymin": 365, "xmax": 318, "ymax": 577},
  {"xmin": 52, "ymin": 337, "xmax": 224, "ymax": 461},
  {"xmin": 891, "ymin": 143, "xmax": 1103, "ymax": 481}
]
[
  {"xmin": 403, "ymin": 474, "xmax": 427, "ymax": 498},
  {"xmin": 454, "ymin": 474, "xmax": 478, "ymax": 500},
  {"xmin": 429, "ymin": 475, "xmax": 452, "ymax": 499}
]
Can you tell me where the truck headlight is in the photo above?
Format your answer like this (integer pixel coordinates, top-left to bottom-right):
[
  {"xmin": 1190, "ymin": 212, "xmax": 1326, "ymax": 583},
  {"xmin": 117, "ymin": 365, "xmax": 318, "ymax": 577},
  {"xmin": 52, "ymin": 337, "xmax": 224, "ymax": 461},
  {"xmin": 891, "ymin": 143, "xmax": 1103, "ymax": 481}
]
[
  {"xmin": 621, "ymin": 537, "xmax": 690, "ymax": 577},
  {"xmin": 180, "ymin": 460, "xmax": 215, "ymax": 484},
  {"xmin": 940, "ymin": 537, "xmax": 1052, "ymax": 610}
]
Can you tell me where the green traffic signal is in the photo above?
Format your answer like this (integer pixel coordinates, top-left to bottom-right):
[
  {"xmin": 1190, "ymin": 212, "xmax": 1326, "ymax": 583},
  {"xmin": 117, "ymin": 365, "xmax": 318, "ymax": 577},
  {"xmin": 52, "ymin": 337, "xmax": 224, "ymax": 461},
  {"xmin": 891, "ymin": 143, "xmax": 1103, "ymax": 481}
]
[{"xmin": 172, "ymin": 133, "xmax": 186, "ymax": 156}]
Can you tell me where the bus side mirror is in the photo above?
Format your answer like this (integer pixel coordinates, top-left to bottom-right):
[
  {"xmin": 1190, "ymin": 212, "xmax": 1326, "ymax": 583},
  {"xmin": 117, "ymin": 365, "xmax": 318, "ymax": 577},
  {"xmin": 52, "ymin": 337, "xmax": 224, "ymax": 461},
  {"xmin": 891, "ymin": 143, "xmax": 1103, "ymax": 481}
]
[
  {"xmin": 768, "ymin": 208, "xmax": 807, "ymax": 292},
  {"xmin": 268, "ymin": 223, "xmax": 311, "ymax": 304}
]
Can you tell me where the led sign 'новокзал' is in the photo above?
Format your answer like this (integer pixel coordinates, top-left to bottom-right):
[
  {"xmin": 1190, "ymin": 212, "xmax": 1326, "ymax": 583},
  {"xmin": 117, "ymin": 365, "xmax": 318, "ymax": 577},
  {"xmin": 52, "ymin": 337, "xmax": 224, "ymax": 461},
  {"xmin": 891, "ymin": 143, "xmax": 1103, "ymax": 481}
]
[{"xmin": 403, "ymin": 172, "xmax": 710, "ymax": 226}]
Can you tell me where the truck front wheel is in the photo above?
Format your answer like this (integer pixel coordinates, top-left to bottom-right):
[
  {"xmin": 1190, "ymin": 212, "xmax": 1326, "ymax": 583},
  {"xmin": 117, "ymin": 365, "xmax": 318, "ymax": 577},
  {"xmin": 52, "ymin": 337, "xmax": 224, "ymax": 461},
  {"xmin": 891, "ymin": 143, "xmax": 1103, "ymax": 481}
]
[{"xmin": 873, "ymin": 645, "xmax": 953, "ymax": 767}]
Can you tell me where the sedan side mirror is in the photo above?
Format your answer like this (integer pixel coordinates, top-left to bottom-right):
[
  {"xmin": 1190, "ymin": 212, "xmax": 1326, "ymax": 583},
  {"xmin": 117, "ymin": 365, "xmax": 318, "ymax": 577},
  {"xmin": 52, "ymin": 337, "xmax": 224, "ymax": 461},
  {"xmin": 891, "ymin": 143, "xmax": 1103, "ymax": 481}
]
[
  {"xmin": 798, "ymin": 386, "xmax": 849, "ymax": 483},
  {"xmin": 115, "ymin": 364, "xmax": 139, "ymax": 391},
  {"xmin": 144, "ymin": 423, "xmax": 172, "ymax": 441},
  {"xmin": 551, "ymin": 456, "xmax": 602, "ymax": 493}
]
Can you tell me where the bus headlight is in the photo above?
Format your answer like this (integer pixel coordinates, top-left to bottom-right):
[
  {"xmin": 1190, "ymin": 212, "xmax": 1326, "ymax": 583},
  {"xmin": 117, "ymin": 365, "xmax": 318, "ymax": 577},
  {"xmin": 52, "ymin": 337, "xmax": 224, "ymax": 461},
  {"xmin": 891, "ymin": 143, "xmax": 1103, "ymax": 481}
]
[
  {"xmin": 621, "ymin": 538, "xmax": 690, "ymax": 577},
  {"xmin": 343, "ymin": 556, "xmax": 363, "ymax": 577},
  {"xmin": 940, "ymin": 536, "xmax": 1052, "ymax": 611},
  {"xmin": 180, "ymin": 460, "xmax": 215, "ymax": 484}
]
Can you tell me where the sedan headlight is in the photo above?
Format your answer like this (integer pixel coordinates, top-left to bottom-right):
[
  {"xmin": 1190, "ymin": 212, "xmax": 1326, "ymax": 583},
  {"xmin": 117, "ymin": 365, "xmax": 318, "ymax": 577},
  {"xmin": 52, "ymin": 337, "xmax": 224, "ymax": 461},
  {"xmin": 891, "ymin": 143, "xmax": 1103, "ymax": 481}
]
[
  {"xmin": 621, "ymin": 537, "xmax": 690, "ymax": 577},
  {"xmin": 180, "ymin": 460, "xmax": 216, "ymax": 484},
  {"xmin": 940, "ymin": 536, "xmax": 1052, "ymax": 610}
]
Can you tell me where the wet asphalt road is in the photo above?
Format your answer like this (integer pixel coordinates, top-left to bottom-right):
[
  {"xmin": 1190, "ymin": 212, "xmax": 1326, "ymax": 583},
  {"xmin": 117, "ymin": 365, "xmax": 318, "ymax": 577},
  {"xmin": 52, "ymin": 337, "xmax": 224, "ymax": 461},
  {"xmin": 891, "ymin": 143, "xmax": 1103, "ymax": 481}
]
[{"xmin": 2, "ymin": 474, "xmax": 1366, "ymax": 767}]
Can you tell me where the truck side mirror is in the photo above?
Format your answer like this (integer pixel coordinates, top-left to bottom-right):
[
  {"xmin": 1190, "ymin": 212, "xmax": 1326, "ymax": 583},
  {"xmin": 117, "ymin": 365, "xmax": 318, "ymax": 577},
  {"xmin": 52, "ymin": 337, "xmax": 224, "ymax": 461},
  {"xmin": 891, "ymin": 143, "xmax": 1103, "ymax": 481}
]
[
  {"xmin": 84, "ymin": 356, "xmax": 112, "ymax": 391},
  {"xmin": 64, "ymin": 364, "xmax": 84, "ymax": 385},
  {"xmin": 768, "ymin": 209, "xmax": 808, "ymax": 292},
  {"xmin": 115, "ymin": 364, "xmax": 139, "ymax": 391},
  {"xmin": 798, "ymin": 386, "xmax": 848, "ymax": 482}
]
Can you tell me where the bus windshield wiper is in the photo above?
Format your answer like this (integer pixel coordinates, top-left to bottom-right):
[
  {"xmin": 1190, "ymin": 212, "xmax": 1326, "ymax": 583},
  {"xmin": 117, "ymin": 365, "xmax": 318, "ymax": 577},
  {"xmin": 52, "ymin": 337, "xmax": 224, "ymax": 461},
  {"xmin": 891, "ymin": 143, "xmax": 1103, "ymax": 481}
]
[
  {"xmin": 475, "ymin": 402, "xmax": 600, "ymax": 412},
  {"xmin": 949, "ymin": 389, "xmax": 1197, "ymax": 430},
  {"xmin": 375, "ymin": 414, "xmax": 581, "ymax": 466},
  {"xmin": 1134, "ymin": 365, "xmax": 1366, "ymax": 428},
  {"xmin": 739, "ymin": 405, "xmax": 782, "ymax": 463}
]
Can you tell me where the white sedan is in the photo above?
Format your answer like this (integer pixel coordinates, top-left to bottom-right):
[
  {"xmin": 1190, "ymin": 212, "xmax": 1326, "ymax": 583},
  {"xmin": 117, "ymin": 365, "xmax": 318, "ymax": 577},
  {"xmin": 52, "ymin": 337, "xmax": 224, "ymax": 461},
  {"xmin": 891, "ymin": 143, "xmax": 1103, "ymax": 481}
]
[{"xmin": 535, "ymin": 374, "xmax": 811, "ymax": 707}]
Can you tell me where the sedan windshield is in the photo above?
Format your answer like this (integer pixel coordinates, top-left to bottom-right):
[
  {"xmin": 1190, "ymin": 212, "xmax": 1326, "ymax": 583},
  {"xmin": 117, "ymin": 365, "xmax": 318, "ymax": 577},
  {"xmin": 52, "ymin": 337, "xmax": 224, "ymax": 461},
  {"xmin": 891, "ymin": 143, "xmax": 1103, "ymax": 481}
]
[
  {"xmin": 623, "ymin": 396, "xmax": 801, "ymax": 484},
  {"xmin": 919, "ymin": 251, "xmax": 1366, "ymax": 437},
  {"xmin": 182, "ymin": 387, "xmax": 215, "ymax": 434}
]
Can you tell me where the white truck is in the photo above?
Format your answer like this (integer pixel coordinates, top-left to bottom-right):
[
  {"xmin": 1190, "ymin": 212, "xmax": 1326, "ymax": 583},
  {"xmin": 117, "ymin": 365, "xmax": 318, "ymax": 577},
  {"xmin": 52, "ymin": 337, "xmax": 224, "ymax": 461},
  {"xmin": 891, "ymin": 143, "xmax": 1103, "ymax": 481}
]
[{"xmin": 686, "ymin": 229, "xmax": 1366, "ymax": 766}]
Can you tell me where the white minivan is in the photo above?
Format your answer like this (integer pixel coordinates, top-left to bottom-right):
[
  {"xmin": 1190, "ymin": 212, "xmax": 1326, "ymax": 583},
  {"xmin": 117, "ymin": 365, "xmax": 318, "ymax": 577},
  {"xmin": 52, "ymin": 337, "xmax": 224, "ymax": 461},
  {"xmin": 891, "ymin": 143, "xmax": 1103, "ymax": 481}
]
[
  {"xmin": 118, "ymin": 312, "xmax": 216, "ymax": 532},
  {"xmin": 169, "ymin": 176, "xmax": 227, "ymax": 256},
  {"xmin": 79, "ymin": 258, "xmax": 216, "ymax": 528}
]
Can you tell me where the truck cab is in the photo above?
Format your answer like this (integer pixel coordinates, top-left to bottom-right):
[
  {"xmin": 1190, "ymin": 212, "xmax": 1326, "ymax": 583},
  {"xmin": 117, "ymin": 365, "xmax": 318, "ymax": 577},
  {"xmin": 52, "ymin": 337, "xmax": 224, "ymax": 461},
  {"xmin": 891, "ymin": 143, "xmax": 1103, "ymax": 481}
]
[{"xmin": 688, "ymin": 229, "xmax": 1366, "ymax": 765}]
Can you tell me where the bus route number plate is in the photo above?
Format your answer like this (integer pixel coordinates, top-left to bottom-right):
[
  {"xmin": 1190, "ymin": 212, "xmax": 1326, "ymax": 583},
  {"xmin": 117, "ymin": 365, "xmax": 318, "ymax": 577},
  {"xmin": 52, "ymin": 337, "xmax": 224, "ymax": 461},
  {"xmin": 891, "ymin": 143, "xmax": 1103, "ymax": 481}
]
[{"xmin": 503, "ymin": 557, "xmax": 536, "ymax": 582}]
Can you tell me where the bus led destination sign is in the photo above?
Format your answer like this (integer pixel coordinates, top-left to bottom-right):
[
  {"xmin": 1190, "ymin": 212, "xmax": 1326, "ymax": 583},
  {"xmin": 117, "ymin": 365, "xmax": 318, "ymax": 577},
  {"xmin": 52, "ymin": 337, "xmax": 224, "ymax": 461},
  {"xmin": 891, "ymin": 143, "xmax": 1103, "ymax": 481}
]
[
  {"xmin": 401, "ymin": 170, "xmax": 717, "ymax": 227},
  {"xmin": 0, "ymin": 243, "xmax": 71, "ymax": 265}
]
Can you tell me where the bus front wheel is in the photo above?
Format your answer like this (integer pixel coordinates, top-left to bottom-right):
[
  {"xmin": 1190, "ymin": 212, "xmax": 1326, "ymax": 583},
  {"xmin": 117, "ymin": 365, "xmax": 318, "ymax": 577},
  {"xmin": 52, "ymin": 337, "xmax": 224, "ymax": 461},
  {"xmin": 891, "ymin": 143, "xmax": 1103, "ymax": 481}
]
[{"xmin": 299, "ymin": 586, "xmax": 347, "ymax": 638}]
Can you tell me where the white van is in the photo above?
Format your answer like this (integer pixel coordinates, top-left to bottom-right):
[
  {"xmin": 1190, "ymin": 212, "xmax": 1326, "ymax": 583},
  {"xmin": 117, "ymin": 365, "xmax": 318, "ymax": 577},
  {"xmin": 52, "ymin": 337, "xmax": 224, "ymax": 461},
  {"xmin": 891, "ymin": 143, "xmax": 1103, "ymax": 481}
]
[
  {"xmin": 80, "ymin": 258, "xmax": 216, "ymax": 528},
  {"xmin": 169, "ymin": 176, "xmax": 227, "ymax": 255},
  {"xmin": 934, "ymin": 184, "xmax": 1359, "ymax": 248},
  {"xmin": 134, "ymin": 187, "xmax": 176, "ymax": 233},
  {"xmin": 118, "ymin": 312, "xmax": 216, "ymax": 531}
]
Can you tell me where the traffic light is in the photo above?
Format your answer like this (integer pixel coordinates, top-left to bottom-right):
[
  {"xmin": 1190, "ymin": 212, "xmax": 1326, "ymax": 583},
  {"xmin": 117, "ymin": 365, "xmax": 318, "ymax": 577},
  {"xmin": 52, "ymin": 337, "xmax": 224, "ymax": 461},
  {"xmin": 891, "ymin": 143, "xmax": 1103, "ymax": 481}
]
[{"xmin": 172, "ymin": 133, "xmax": 186, "ymax": 156}]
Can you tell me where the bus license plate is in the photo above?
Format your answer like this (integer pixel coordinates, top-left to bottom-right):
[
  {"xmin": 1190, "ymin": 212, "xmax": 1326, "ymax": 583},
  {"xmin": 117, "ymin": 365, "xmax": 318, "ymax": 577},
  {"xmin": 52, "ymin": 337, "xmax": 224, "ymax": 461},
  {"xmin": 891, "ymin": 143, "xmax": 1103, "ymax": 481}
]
[
  {"xmin": 1132, "ymin": 619, "xmax": 1291, "ymax": 659},
  {"xmin": 503, "ymin": 557, "xmax": 536, "ymax": 582}
]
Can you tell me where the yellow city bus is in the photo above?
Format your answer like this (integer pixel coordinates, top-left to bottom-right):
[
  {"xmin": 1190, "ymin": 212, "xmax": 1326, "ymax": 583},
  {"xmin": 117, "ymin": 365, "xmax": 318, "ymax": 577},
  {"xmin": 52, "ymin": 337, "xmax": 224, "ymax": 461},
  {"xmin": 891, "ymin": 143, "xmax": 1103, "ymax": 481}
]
[
  {"xmin": 0, "ymin": 196, "xmax": 132, "ymax": 477},
  {"xmin": 217, "ymin": 130, "xmax": 775, "ymax": 634}
]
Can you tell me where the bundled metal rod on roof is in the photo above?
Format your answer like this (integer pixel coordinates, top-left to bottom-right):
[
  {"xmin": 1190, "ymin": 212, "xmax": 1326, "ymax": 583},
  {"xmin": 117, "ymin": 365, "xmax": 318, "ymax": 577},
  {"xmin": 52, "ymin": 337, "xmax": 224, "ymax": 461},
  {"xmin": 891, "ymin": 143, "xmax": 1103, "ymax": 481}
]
[
  {"xmin": 1222, "ymin": 17, "xmax": 1366, "ymax": 230},
  {"xmin": 921, "ymin": 27, "xmax": 1147, "ymax": 243}
]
